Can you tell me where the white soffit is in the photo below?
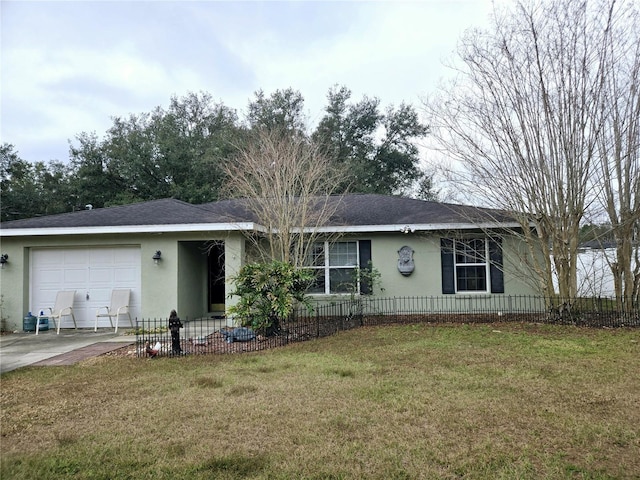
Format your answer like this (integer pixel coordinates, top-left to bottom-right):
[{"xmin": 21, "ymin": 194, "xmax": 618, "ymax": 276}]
[
  {"xmin": 1, "ymin": 221, "xmax": 527, "ymax": 237},
  {"xmin": 299, "ymin": 222, "xmax": 526, "ymax": 233},
  {"xmin": 0, "ymin": 222, "xmax": 258, "ymax": 237}
]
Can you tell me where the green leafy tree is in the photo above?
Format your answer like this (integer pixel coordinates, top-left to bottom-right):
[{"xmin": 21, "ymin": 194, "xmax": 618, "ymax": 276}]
[
  {"xmin": 313, "ymin": 85, "xmax": 432, "ymax": 196},
  {"xmin": 159, "ymin": 92, "xmax": 240, "ymax": 203},
  {"xmin": 69, "ymin": 132, "xmax": 125, "ymax": 209},
  {"xmin": 228, "ymin": 261, "xmax": 315, "ymax": 336},
  {"xmin": 246, "ymin": 88, "xmax": 307, "ymax": 135},
  {"xmin": 1, "ymin": 143, "xmax": 35, "ymax": 220},
  {"xmin": 69, "ymin": 91, "xmax": 240, "ymax": 206},
  {"xmin": 5, "ymin": 87, "xmax": 434, "ymax": 222},
  {"xmin": 1, "ymin": 143, "xmax": 74, "ymax": 220},
  {"xmin": 32, "ymin": 160, "xmax": 75, "ymax": 214},
  {"xmin": 103, "ymin": 111, "xmax": 163, "ymax": 203}
]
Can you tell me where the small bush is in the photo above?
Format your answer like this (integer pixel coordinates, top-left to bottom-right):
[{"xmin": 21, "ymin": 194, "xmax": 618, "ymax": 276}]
[{"xmin": 229, "ymin": 261, "xmax": 314, "ymax": 336}]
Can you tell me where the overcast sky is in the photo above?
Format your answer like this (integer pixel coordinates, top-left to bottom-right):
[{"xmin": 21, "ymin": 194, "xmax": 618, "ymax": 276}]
[{"xmin": 1, "ymin": 0, "xmax": 499, "ymax": 164}]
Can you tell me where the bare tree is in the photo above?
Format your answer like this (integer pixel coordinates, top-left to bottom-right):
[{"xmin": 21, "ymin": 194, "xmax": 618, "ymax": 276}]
[
  {"xmin": 222, "ymin": 128, "xmax": 348, "ymax": 267},
  {"xmin": 423, "ymin": 0, "xmax": 637, "ymax": 300},
  {"xmin": 592, "ymin": 0, "xmax": 640, "ymax": 306}
]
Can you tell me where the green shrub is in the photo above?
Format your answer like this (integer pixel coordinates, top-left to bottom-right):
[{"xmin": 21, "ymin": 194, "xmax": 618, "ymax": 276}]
[{"xmin": 229, "ymin": 261, "xmax": 314, "ymax": 336}]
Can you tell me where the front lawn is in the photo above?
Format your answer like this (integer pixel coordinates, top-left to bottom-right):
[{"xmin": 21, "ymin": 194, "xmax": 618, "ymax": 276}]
[{"xmin": 1, "ymin": 323, "xmax": 638, "ymax": 479}]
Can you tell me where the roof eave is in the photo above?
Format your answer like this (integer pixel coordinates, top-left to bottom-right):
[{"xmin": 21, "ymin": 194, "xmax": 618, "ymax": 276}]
[
  {"xmin": 0, "ymin": 222, "xmax": 259, "ymax": 237},
  {"xmin": 0, "ymin": 221, "xmax": 529, "ymax": 237},
  {"xmin": 297, "ymin": 222, "xmax": 527, "ymax": 233}
]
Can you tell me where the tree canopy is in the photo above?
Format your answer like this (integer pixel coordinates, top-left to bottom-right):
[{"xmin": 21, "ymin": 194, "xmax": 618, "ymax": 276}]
[
  {"xmin": 68, "ymin": 91, "xmax": 241, "ymax": 209},
  {"xmin": 314, "ymin": 85, "xmax": 430, "ymax": 196},
  {"xmin": 1, "ymin": 143, "xmax": 74, "ymax": 220},
  {"xmin": 1, "ymin": 87, "xmax": 432, "ymax": 222}
]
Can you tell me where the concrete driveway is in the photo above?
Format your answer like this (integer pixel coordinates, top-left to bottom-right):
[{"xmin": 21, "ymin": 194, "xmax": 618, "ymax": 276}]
[{"xmin": 0, "ymin": 329, "xmax": 135, "ymax": 374}]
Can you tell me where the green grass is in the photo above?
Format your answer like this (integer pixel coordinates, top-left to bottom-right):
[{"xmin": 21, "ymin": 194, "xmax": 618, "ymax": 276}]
[{"xmin": 1, "ymin": 323, "xmax": 639, "ymax": 479}]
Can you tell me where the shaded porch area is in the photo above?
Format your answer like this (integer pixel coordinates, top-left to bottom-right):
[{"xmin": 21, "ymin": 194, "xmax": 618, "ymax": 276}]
[{"xmin": 177, "ymin": 240, "xmax": 227, "ymax": 320}]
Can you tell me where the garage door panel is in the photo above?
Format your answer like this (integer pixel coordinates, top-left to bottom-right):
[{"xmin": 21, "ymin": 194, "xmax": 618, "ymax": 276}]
[
  {"xmin": 35, "ymin": 254, "xmax": 59, "ymax": 267},
  {"xmin": 63, "ymin": 250, "xmax": 88, "ymax": 266},
  {"xmin": 37, "ymin": 268, "xmax": 64, "ymax": 286},
  {"xmin": 90, "ymin": 288, "xmax": 112, "ymax": 302},
  {"xmin": 64, "ymin": 268, "xmax": 88, "ymax": 284},
  {"xmin": 89, "ymin": 267, "xmax": 114, "ymax": 283},
  {"xmin": 113, "ymin": 268, "xmax": 138, "ymax": 283},
  {"xmin": 31, "ymin": 247, "xmax": 141, "ymax": 329},
  {"xmin": 89, "ymin": 249, "xmax": 113, "ymax": 263}
]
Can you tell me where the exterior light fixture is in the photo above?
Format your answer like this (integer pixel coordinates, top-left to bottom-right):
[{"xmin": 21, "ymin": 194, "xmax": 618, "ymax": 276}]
[
  {"xmin": 0, "ymin": 254, "xmax": 7, "ymax": 268},
  {"xmin": 152, "ymin": 250, "xmax": 162, "ymax": 265},
  {"xmin": 401, "ymin": 226, "xmax": 415, "ymax": 234}
]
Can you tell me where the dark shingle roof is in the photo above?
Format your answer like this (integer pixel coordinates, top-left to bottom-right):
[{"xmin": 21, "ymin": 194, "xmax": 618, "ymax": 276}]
[
  {"xmin": 0, "ymin": 194, "xmax": 515, "ymax": 231},
  {"xmin": 0, "ymin": 199, "xmax": 225, "ymax": 229},
  {"xmin": 323, "ymin": 194, "xmax": 513, "ymax": 226}
]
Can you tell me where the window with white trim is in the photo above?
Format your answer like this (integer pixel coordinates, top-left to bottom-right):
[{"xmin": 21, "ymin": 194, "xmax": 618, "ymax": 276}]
[
  {"xmin": 441, "ymin": 237, "xmax": 504, "ymax": 294},
  {"xmin": 306, "ymin": 241, "xmax": 359, "ymax": 294},
  {"xmin": 454, "ymin": 238, "xmax": 489, "ymax": 292}
]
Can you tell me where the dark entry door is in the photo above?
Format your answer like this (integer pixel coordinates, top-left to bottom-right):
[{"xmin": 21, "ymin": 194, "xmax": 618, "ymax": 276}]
[{"xmin": 208, "ymin": 243, "xmax": 225, "ymax": 313}]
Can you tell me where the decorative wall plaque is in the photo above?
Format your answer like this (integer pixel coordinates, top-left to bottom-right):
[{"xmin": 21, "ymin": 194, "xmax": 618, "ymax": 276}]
[{"xmin": 397, "ymin": 246, "xmax": 415, "ymax": 276}]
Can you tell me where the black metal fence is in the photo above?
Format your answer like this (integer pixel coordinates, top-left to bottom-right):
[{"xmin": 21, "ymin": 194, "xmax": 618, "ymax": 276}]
[{"xmin": 135, "ymin": 295, "xmax": 639, "ymax": 357}]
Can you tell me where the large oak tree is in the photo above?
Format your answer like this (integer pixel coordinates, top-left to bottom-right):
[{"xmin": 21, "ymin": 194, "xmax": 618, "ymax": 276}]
[
  {"xmin": 3, "ymin": 88, "xmax": 434, "ymax": 219},
  {"xmin": 314, "ymin": 85, "xmax": 431, "ymax": 197}
]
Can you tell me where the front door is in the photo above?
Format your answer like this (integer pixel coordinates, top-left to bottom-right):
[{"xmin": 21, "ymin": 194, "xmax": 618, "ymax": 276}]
[{"xmin": 208, "ymin": 242, "xmax": 225, "ymax": 314}]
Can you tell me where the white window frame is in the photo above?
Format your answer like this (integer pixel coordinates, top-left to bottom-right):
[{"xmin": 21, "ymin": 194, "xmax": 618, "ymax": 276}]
[
  {"xmin": 307, "ymin": 241, "xmax": 360, "ymax": 295},
  {"xmin": 453, "ymin": 238, "xmax": 490, "ymax": 293}
]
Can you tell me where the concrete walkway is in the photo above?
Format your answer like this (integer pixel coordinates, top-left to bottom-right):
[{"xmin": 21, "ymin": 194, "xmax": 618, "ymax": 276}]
[{"xmin": 0, "ymin": 329, "xmax": 135, "ymax": 374}]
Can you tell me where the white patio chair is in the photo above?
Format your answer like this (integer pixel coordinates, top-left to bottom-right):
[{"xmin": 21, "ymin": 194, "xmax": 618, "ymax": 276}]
[
  {"xmin": 95, "ymin": 289, "xmax": 132, "ymax": 333},
  {"xmin": 37, "ymin": 290, "xmax": 77, "ymax": 335}
]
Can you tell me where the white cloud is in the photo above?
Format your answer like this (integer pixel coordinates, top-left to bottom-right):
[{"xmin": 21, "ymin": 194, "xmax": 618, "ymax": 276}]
[
  {"xmin": 216, "ymin": 1, "xmax": 494, "ymax": 121},
  {"xmin": 2, "ymin": 42, "xmax": 209, "ymax": 152},
  {"xmin": 1, "ymin": 0, "xmax": 498, "ymax": 163}
]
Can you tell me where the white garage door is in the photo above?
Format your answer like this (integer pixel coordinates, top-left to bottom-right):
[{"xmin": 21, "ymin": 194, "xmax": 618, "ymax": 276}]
[{"xmin": 30, "ymin": 247, "xmax": 141, "ymax": 329}]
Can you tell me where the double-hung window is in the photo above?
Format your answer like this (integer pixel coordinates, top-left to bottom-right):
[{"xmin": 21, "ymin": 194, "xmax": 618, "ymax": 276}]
[
  {"xmin": 441, "ymin": 237, "xmax": 504, "ymax": 294},
  {"xmin": 306, "ymin": 241, "xmax": 360, "ymax": 294},
  {"xmin": 454, "ymin": 238, "xmax": 489, "ymax": 292}
]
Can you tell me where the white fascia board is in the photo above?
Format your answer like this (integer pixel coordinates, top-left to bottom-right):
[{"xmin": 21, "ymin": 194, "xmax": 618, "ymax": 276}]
[
  {"xmin": 0, "ymin": 222, "xmax": 258, "ymax": 237},
  {"xmin": 1, "ymin": 221, "xmax": 529, "ymax": 237},
  {"xmin": 295, "ymin": 222, "xmax": 526, "ymax": 234}
]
